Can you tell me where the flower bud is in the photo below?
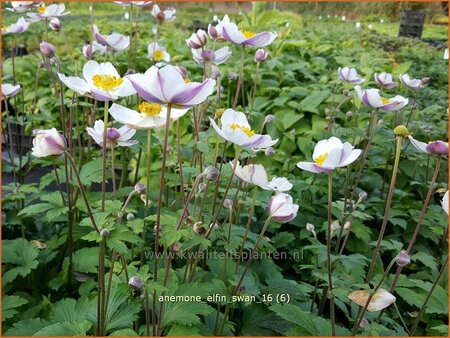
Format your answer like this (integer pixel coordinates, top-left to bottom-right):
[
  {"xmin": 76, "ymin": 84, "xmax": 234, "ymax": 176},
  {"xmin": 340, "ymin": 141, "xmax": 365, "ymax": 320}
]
[
  {"xmin": 358, "ymin": 191, "xmax": 368, "ymax": 201},
  {"xmin": 228, "ymin": 72, "xmax": 237, "ymax": 81},
  {"xmin": 126, "ymin": 213, "xmax": 135, "ymax": 221},
  {"xmin": 254, "ymin": 48, "xmax": 269, "ymax": 63},
  {"xmin": 198, "ymin": 182, "xmax": 207, "ymax": 193},
  {"xmin": 128, "ymin": 276, "xmax": 142, "ymax": 289},
  {"xmin": 201, "ymin": 49, "xmax": 215, "ymax": 62},
  {"xmin": 306, "ymin": 223, "xmax": 315, "ymax": 231},
  {"xmin": 134, "ymin": 183, "xmax": 146, "ymax": 194},
  {"xmin": 359, "ymin": 318, "xmax": 369, "ymax": 328},
  {"xmin": 100, "ymin": 228, "xmax": 110, "ymax": 237},
  {"xmin": 345, "ymin": 111, "xmax": 353, "ymax": 118},
  {"xmin": 125, "ymin": 68, "xmax": 136, "ymax": 76},
  {"xmin": 186, "ymin": 29, "xmax": 208, "ymax": 49},
  {"xmin": 204, "ymin": 165, "xmax": 219, "ymax": 181},
  {"xmin": 49, "ymin": 18, "xmax": 61, "ymax": 31},
  {"xmin": 268, "ymin": 193, "xmax": 299, "ymax": 223},
  {"xmin": 224, "ymin": 199, "xmax": 233, "ymax": 209},
  {"xmin": 208, "ymin": 24, "xmax": 219, "ymax": 39},
  {"xmin": 343, "ymin": 89, "xmax": 350, "ymax": 96},
  {"xmin": 264, "ymin": 147, "xmax": 275, "ymax": 157},
  {"xmin": 172, "ymin": 241, "xmax": 182, "ymax": 252},
  {"xmin": 210, "ymin": 67, "xmax": 221, "ymax": 80},
  {"xmin": 395, "ymin": 251, "xmax": 410, "ymax": 267},
  {"xmin": 264, "ymin": 114, "xmax": 275, "ymax": 124},
  {"xmin": 40, "ymin": 41, "xmax": 56, "ymax": 58},
  {"xmin": 124, "ymin": 12, "xmax": 130, "ymax": 20},
  {"xmin": 393, "ymin": 125, "xmax": 409, "ymax": 137},
  {"xmin": 31, "ymin": 128, "xmax": 66, "ymax": 158}
]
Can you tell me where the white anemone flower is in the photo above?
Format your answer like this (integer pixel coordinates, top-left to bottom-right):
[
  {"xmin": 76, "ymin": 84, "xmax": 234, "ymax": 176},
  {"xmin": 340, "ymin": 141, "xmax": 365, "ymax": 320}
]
[
  {"xmin": 222, "ymin": 21, "xmax": 276, "ymax": 47},
  {"xmin": 58, "ymin": 60, "xmax": 135, "ymax": 101},
  {"xmin": 232, "ymin": 161, "xmax": 293, "ymax": 192},
  {"xmin": 297, "ymin": 136, "xmax": 361, "ymax": 173},
  {"xmin": 151, "ymin": 4, "xmax": 176, "ymax": 23},
  {"xmin": 6, "ymin": 1, "xmax": 42, "ymax": 13},
  {"xmin": 348, "ymin": 289, "xmax": 396, "ymax": 312},
  {"xmin": 148, "ymin": 42, "xmax": 170, "ymax": 63},
  {"xmin": 210, "ymin": 109, "xmax": 278, "ymax": 150},
  {"xmin": 192, "ymin": 47, "xmax": 231, "ymax": 66},
  {"xmin": 2, "ymin": 84, "xmax": 22, "ymax": 98},
  {"xmin": 399, "ymin": 73, "xmax": 424, "ymax": 90},
  {"xmin": 355, "ymin": 85, "xmax": 408, "ymax": 111},
  {"xmin": 27, "ymin": 3, "xmax": 69, "ymax": 23},
  {"xmin": 31, "ymin": 128, "xmax": 66, "ymax": 157},
  {"xmin": 337, "ymin": 67, "xmax": 365, "ymax": 84},
  {"xmin": 93, "ymin": 25, "xmax": 130, "ymax": 52},
  {"xmin": 442, "ymin": 191, "xmax": 449, "ymax": 215},
  {"xmin": 208, "ymin": 14, "xmax": 230, "ymax": 41},
  {"xmin": 86, "ymin": 120, "xmax": 138, "ymax": 148},
  {"xmin": 268, "ymin": 193, "xmax": 299, "ymax": 223},
  {"xmin": 109, "ymin": 102, "xmax": 188, "ymax": 130},
  {"xmin": 2, "ymin": 17, "xmax": 30, "ymax": 35}
]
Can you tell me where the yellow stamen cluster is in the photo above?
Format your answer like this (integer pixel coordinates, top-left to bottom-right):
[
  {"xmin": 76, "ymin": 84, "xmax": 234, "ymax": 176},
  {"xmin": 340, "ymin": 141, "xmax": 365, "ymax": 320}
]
[
  {"xmin": 241, "ymin": 30, "xmax": 256, "ymax": 39},
  {"xmin": 184, "ymin": 78, "xmax": 191, "ymax": 83},
  {"xmin": 92, "ymin": 74, "xmax": 124, "ymax": 91},
  {"xmin": 153, "ymin": 50, "xmax": 164, "ymax": 61},
  {"xmin": 380, "ymin": 97, "xmax": 390, "ymax": 105},
  {"xmin": 37, "ymin": 5, "xmax": 46, "ymax": 14},
  {"xmin": 229, "ymin": 123, "xmax": 255, "ymax": 137},
  {"xmin": 314, "ymin": 152, "xmax": 329, "ymax": 166},
  {"xmin": 3, "ymin": 26, "xmax": 10, "ymax": 31},
  {"xmin": 139, "ymin": 102, "xmax": 163, "ymax": 116}
]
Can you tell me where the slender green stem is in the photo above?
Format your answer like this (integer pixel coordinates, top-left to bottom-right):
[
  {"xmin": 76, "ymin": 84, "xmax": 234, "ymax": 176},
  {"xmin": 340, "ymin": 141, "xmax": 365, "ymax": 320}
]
[
  {"xmin": 366, "ymin": 136, "xmax": 403, "ymax": 283},
  {"xmin": 234, "ymin": 186, "xmax": 258, "ymax": 274},
  {"xmin": 409, "ymin": 257, "xmax": 448, "ymax": 336},
  {"xmin": 217, "ymin": 215, "xmax": 272, "ymax": 335},
  {"xmin": 64, "ymin": 151, "xmax": 99, "ymax": 233},
  {"xmin": 327, "ymin": 172, "xmax": 336, "ymax": 336},
  {"xmin": 176, "ymin": 119, "xmax": 186, "ymax": 204},
  {"xmin": 233, "ymin": 45, "xmax": 245, "ymax": 109},
  {"xmin": 110, "ymin": 144, "xmax": 117, "ymax": 200},
  {"xmin": 103, "ymin": 249, "xmax": 116, "ymax": 332},
  {"xmin": 141, "ymin": 129, "xmax": 152, "ymax": 265},
  {"xmin": 4, "ymin": 100, "xmax": 18, "ymax": 188},
  {"xmin": 376, "ymin": 156, "xmax": 443, "ymax": 323},
  {"xmin": 250, "ymin": 62, "xmax": 260, "ymax": 112},
  {"xmin": 97, "ymin": 239, "xmax": 106, "ymax": 336},
  {"xmin": 101, "ymin": 101, "xmax": 110, "ymax": 211},
  {"xmin": 155, "ymin": 104, "xmax": 172, "ymax": 335}
]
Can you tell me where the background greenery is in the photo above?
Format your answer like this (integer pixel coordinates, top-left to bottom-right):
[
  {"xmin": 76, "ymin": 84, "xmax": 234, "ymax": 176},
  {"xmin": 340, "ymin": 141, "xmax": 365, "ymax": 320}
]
[{"xmin": 2, "ymin": 1, "xmax": 448, "ymax": 336}]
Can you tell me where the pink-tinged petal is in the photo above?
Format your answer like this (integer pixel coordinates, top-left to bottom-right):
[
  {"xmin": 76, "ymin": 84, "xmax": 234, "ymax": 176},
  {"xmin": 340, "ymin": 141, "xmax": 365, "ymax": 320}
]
[
  {"xmin": 244, "ymin": 31, "xmax": 277, "ymax": 47},
  {"xmin": 127, "ymin": 72, "xmax": 165, "ymax": 104},
  {"xmin": 425, "ymin": 141, "xmax": 448, "ymax": 155},
  {"xmin": 170, "ymin": 79, "xmax": 216, "ymax": 108},
  {"xmin": 209, "ymin": 117, "xmax": 228, "ymax": 141},
  {"xmin": 408, "ymin": 136, "xmax": 429, "ymax": 153},
  {"xmin": 297, "ymin": 161, "xmax": 333, "ymax": 173},
  {"xmin": 246, "ymin": 134, "xmax": 278, "ymax": 149},
  {"xmin": 339, "ymin": 149, "xmax": 362, "ymax": 167},
  {"xmin": 109, "ymin": 104, "xmax": 143, "ymax": 125},
  {"xmin": 381, "ymin": 96, "xmax": 408, "ymax": 111},
  {"xmin": 117, "ymin": 125, "xmax": 136, "ymax": 141},
  {"xmin": 158, "ymin": 65, "xmax": 186, "ymax": 100},
  {"xmin": 117, "ymin": 139, "xmax": 138, "ymax": 147},
  {"xmin": 222, "ymin": 23, "xmax": 246, "ymax": 44},
  {"xmin": 58, "ymin": 73, "xmax": 90, "ymax": 95},
  {"xmin": 91, "ymin": 87, "xmax": 116, "ymax": 101},
  {"xmin": 214, "ymin": 46, "xmax": 232, "ymax": 64}
]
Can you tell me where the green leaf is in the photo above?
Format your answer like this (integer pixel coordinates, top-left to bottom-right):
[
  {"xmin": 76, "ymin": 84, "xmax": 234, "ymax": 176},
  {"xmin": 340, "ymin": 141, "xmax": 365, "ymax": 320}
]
[
  {"xmin": 51, "ymin": 297, "xmax": 94, "ymax": 324},
  {"xmin": 33, "ymin": 320, "xmax": 92, "ymax": 336},
  {"xmin": 2, "ymin": 239, "xmax": 40, "ymax": 285},
  {"xmin": 110, "ymin": 328, "xmax": 139, "ymax": 336},
  {"xmin": 73, "ymin": 247, "xmax": 100, "ymax": 273},
  {"xmin": 298, "ymin": 91, "xmax": 329, "ymax": 113},
  {"xmin": 2, "ymin": 295, "xmax": 29, "ymax": 321},
  {"xmin": 162, "ymin": 301, "xmax": 213, "ymax": 327},
  {"xmin": 411, "ymin": 252, "xmax": 438, "ymax": 272},
  {"xmin": 167, "ymin": 325, "xmax": 201, "ymax": 336},
  {"xmin": 4, "ymin": 318, "xmax": 50, "ymax": 336}
]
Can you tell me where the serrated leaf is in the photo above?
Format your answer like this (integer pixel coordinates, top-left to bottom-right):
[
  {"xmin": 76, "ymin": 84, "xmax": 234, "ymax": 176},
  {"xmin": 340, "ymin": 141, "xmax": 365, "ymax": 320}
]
[
  {"xmin": 2, "ymin": 295, "xmax": 29, "ymax": 321},
  {"xmin": 4, "ymin": 318, "xmax": 50, "ymax": 336},
  {"xmin": 2, "ymin": 239, "xmax": 39, "ymax": 285},
  {"xmin": 33, "ymin": 320, "xmax": 92, "ymax": 336}
]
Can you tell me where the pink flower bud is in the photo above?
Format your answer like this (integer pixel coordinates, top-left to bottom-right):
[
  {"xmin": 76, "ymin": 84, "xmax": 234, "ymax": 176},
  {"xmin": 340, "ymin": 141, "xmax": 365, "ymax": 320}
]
[
  {"xmin": 186, "ymin": 29, "xmax": 208, "ymax": 49},
  {"xmin": 268, "ymin": 193, "xmax": 299, "ymax": 223},
  {"xmin": 254, "ymin": 48, "xmax": 269, "ymax": 63},
  {"xmin": 49, "ymin": 18, "xmax": 61, "ymax": 31},
  {"xmin": 40, "ymin": 41, "xmax": 56, "ymax": 58},
  {"xmin": 31, "ymin": 128, "xmax": 66, "ymax": 158}
]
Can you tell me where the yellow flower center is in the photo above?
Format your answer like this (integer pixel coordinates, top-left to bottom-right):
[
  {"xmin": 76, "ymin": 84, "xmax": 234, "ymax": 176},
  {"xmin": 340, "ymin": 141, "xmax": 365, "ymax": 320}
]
[
  {"xmin": 139, "ymin": 102, "xmax": 163, "ymax": 116},
  {"xmin": 229, "ymin": 123, "xmax": 255, "ymax": 137},
  {"xmin": 314, "ymin": 152, "xmax": 329, "ymax": 166},
  {"xmin": 37, "ymin": 5, "xmax": 46, "ymax": 14},
  {"xmin": 184, "ymin": 78, "xmax": 191, "ymax": 83},
  {"xmin": 380, "ymin": 97, "xmax": 390, "ymax": 105},
  {"xmin": 153, "ymin": 50, "xmax": 164, "ymax": 61},
  {"xmin": 92, "ymin": 74, "xmax": 124, "ymax": 91},
  {"xmin": 241, "ymin": 30, "xmax": 256, "ymax": 39},
  {"xmin": 3, "ymin": 25, "xmax": 10, "ymax": 31}
]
